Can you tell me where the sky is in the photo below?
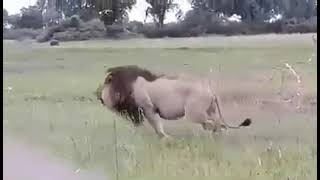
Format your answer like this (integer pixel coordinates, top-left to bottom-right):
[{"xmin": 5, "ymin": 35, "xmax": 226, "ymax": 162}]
[
  {"xmin": 4, "ymin": 0, "xmax": 37, "ymax": 15},
  {"xmin": 127, "ymin": 0, "xmax": 192, "ymax": 23},
  {"xmin": 3, "ymin": 0, "xmax": 192, "ymax": 23}
]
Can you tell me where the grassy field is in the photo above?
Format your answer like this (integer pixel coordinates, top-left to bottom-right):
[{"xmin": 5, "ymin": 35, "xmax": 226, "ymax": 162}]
[{"xmin": 3, "ymin": 34, "xmax": 317, "ymax": 180}]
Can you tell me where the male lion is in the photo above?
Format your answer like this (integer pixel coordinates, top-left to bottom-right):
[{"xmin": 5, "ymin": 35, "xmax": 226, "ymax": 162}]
[{"xmin": 97, "ymin": 65, "xmax": 251, "ymax": 139}]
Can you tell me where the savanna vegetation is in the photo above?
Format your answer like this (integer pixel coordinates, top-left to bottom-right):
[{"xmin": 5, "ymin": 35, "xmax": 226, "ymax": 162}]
[
  {"xmin": 3, "ymin": 0, "xmax": 317, "ymax": 42},
  {"xmin": 4, "ymin": 33, "xmax": 317, "ymax": 179}
]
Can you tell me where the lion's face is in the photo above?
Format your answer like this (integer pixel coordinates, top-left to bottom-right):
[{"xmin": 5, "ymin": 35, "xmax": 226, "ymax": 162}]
[
  {"xmin": 100, "ymin": 84, "xmax": 112, "ymax": 108},
  {"xmin": 99, "ymin": 73, "xmax": 121, "ymax": 110}
]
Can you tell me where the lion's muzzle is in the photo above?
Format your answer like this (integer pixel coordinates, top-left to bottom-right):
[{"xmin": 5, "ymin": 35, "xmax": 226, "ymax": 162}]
[{"xmin": 99, "ymin": 97, "xmax": 104, "ymax": 105}]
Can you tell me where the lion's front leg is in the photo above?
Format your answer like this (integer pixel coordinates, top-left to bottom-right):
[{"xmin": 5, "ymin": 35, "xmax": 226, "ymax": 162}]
[
  {"xmin": 144, "ymin": 108, "xmax": 170, "ymax": 139},
  {"xmin": 133, "ymin": 85, "xmax": 170, "ymax": 139}
]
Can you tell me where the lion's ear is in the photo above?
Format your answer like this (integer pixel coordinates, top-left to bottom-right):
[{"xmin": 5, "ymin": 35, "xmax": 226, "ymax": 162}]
[
  {"xmin": 106, "ymin": 67, "xmax": 115, "ymax": 73},
  {"xmin": 105, "ymin": 73, "xmax": 113, "ymax": 84}
]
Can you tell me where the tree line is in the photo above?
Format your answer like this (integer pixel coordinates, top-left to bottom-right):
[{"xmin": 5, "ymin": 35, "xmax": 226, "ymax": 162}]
[
  {"xmin": 3, "ymin": 0, "xmax": 317, "ymax": 29},
  {"xmin": 3, "ymin": 0, "xmax": 317, "ymax": 41}
]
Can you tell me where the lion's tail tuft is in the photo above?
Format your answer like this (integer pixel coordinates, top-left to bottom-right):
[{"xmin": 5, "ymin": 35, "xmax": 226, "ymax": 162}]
[{"xmin": 239, "ymin": 118, "xmax": 251, "ymax": 127}]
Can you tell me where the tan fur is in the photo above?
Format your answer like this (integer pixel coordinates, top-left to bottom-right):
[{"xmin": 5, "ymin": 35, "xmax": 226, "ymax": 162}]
[{"xmin": 97, "ymin": 65, "xmax": 251, "ymax": 138}]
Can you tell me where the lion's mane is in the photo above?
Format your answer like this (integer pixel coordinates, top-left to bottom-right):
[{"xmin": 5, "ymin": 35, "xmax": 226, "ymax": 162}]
[{"xmin": 104, "ymin": 65, "xmax": 159, "ymax": 126}]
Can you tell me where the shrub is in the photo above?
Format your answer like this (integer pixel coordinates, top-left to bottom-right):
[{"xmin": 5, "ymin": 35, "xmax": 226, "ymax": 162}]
[
  {"xmin": 78, "ymin": 8, "xmax": 99, "ymax": 22},
  {"xmin": 53, "ymin": 31, "xmax": 83, "ymax": 41},
  {"xmin": 52, "ymin": 30, "xmax": 106, "ymax": 41},
  {"xmin": 106, "ymin": 24, "xmax": 125, "ymax": 37},
  {"xmin": 19, "ymin": 6, "xmax": 43, "ymax": 29},
  {"xmin": 3, "ymin": 28, "xmax": 42, "ymax": 40},
  {"xmin": 7, "ymin": 14, "xmax": 21, "ymax": 29},
  {"xmin": 141, "ymin": 11, "xmax": 316, "ymax": 38},
  {"xmin": 61, "ymin": 15, "xmax": 84, "ymax": 29},
  {"xmin": 70, "ymin": 15, "xmax": 82, "ymax": 28},
  {"xmin": 36, "ymin": 18, "xmax": 107, "ymax": 42},
  {"xmin": 282, "ymin": 22, "xmax": 317, "ymax": 34},
  {"xmin": 142, "ymin": 24, "xmax": 165, "ymax": 38},
  {"xmin": 80, "ymin": 18, "xmax": 105, "ymax": 31},
  {"xmin": 43, "ymin": 8, "xmax": 61, "ymax": 27},
  {"xmin": 126, "ymin": 21, "xmax": 144, "ymax": 34},
  {"xmin": 36, "ymin": 25, "xmax": 65, "ymax": 42}
]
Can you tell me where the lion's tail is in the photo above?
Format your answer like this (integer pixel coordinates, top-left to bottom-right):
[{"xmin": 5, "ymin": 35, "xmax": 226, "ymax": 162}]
[
  {"xmin": 239, "ymin": 118, "xmax": 251, "ymax": 127},
  {"xmin": 214, "ymin": 97, "xmax": 252, "ymax": 129},
  {"xmin": 207, "ymin": 78, "xmax": 252, "ymax": 129},
  {"xmin": 221, "ymin": 118, "xmax": 252, "ymax": 129}
]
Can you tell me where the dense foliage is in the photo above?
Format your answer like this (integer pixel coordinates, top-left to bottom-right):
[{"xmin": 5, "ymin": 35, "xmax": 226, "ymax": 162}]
[{"xmin": 3, "ymin": 0, "xmax": 317, "ymax": 41}]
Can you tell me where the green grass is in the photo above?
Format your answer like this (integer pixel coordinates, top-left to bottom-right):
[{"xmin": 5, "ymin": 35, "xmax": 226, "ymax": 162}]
[{"xmin": 3, "ymin": 34, "xmax": 317, "ymax": 180}]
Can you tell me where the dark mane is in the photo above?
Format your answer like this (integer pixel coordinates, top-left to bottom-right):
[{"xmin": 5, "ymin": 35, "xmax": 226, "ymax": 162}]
[{"xmin": 106, "ymin": 65, "xmax": 159, "ymax": 126}]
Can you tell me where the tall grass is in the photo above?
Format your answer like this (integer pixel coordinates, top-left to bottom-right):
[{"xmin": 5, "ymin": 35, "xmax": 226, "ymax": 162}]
[{"xmin": 3, "ymin": 34, "xmax": 317, "ymax": 179}]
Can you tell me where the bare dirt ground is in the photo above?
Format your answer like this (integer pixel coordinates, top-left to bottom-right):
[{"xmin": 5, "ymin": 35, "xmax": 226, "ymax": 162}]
[{"xmin": 3, "ymin": 137, "xmax": 107, "ymax": 180}]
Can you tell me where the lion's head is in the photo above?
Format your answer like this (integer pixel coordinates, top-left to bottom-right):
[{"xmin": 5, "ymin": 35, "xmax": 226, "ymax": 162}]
[{"xmin": 96, "ymin": 65, "xmax": 159, "ymax": 126}]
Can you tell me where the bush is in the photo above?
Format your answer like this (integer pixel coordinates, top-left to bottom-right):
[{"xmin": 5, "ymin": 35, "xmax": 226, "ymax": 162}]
[
  {"xmin": 19, "ymin": 6, "xmax": 43, "ymax": 29},
  {"xmin": 78, "ymin": 8, "xmax": 99, "ymax": 22},
  {"xmin": 52, "ymin": 30, "xmax": 105, "ymax": 41},
  {"xmin": 52, "ymin": 19, "xmax": 106, "ymax": 41},
  {"xmin": 36, "ymin": 25, "xmax": 65, "ymax": 42},
  {"xmin": 164, "ymin": 23, "xmax": 206, "ymax": 37},
  {"xmin": 36, "ymin": 18, "xmax": 106, "ymax": 42},
  {"xmin": 141, "ymin": 10, "xmax": 316, "ymax": 38},
  {"xmin": 253, "ymin": 21, "xmax": 283, "ymax": 34},
  {"xmin": 142, "ymin": 22, "xmax": 205, "ymax": 38},
  {"xmin": 106, "ymin": 24, "xmax": 125, "ymax": 37},
  {"xmin": 142, "ymin": 10, "xmax": 244, "ymax": 38},
  {"xmin": 282, "ymin": 21, "xmax": 317, "ymax": 34},
  {"xmin": 53, "ymin": 31, "xmax": 83, "ymax": 41},
  {"xmin": 70, "ymin": 15, "xmax": 82, "ymax": 28},
  {"xmin": 141, "ymin": 24, "xmax": 165, "ymax": 38},
  {"xmin": 162, "ymin": 23, "xmax": 187, "ymax": 37},
  {"xmin": 43, "ymin": 8, "xmax": 61, "ymax": 27},
  {"xmin": 80, "ymin": 18, "xmax": 105, "ymax": 31},
  {"xmin": 61, "ymin": 15, "xmax": 84, "ymax": 29},
  {"xmin": 126, "ymin": 21, "xmax": 144, "ymax": 33},
  {"xmin": 7, "ymin": 14, "xmax": 21, "ymax": 29},
  {"xmin": 205, "ymin": 21, "xmax": 241, "ymax": 35},
  {"xmin": 3, "ymin": 28, "xmax": 42, "ymax": 40}
]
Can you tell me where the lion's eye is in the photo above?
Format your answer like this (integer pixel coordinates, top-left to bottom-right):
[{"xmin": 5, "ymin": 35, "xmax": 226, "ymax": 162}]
[{"xmin": 105, "ymin": 74, "xmax": 113, "ymax": 84}]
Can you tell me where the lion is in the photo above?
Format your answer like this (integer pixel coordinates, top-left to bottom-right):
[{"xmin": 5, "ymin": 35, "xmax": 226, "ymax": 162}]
[{"xmin": 96, "ymin": 65, "xmax": 251, "ymax": 139}]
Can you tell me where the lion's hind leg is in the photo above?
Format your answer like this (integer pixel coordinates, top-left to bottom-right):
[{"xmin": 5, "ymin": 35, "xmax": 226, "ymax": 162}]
[
  {"xmin": 201, "ymin": 120, "xmax": 221, "ymax": 133},
  {"xmin": 184, "ymin": 100, "xmax": 220, "ymax": 134},
  {"xmin": 207, "ymin": 117, "xmax": 227, "ymax": 134},
  {"xmin": 201, "ymin": 120, "xmax": 213, "ymax": 130}
]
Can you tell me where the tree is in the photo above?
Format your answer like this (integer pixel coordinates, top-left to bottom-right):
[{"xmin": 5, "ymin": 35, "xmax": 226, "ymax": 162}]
[
  {"xmin": 19, "ymin": 6, "xmax": 43, "ymax": 29},
  {"xmin": 3, "ymin": 9, "xmax": 9, "ymax": 29},
  {"xmin": 145, "ymin": 0, "xmax": 180, "ymax": 28},
  {"xmin": 43, "ymin": 8, "xmax": 62, "ymax": 27},
  {"xmin": 7, "ymin": 14, "xmax": 21, "ymax": 29},
  {"xmin": 3, "ymin": 9, "xmax": 8, "ymax": 20},
  {"xmin": 85, "ymin": 0, "xmax": 135, "ymax": 26},
  {"xmin": 191, "ymin": 0, "xmax": 316, "ymax": 23}
]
